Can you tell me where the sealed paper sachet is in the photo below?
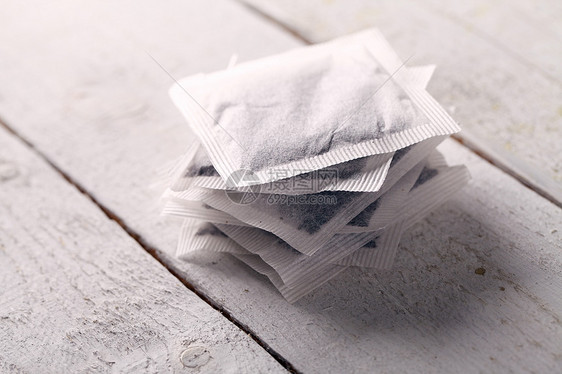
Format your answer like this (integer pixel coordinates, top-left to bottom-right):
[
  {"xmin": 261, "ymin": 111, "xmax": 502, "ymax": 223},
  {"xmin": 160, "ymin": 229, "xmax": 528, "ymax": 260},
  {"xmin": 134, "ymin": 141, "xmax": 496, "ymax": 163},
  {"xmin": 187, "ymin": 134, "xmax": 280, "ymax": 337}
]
[
  {"xmin": 164, "ymin": 149, "xmax": 468, "ymax": 236},
  {"xmin": 167, "ymin": 63, "xmax": 437, "ymax": 195},
  {"xmin": 164, "ymin": 156, "xmax": 422, "ymax": 232},
  {"xmin": 169, "ymin": 29, "xmax": 459, "ymax": 187},
  {"xmin": 340, "ymin": 150, "xmax": 470, "ymax": 233},
  {"xmin": 170, "ymin": 143, "xmax": 393, "ymax": 195},
  {"xmin": 161, "ymin": 28, "xmax": 470, "ymax": 302},
  {"xmin": 164, "ymin": 135, "xmax": 443, "ymax": 256}
]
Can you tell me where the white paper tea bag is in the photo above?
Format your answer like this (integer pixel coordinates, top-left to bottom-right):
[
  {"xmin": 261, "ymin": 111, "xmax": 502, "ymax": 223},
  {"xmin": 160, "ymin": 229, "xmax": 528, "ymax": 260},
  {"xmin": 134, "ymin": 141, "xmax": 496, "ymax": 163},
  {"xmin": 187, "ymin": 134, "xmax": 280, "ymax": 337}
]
[
  {"xmin": 213, "ymin": 222, "xmax": 405, "ymax": 301},
  {"xmin": 163, "ymin": 144, "xmax": 467, "ymax": 244},
  {"xmin": 174, "ymin": 219, "xmax": 348, "ymax": 303},
  {"xmin": 340, "ymin": 150, "xmax": 470, "ymax": 233},
  {"xmin": 170, "ymin": 29, "xmax": 460, "ymax": 186},
  {"xmin": 177, "ymin": 218, "xmax": 397, "ymax": 268},
  {"xmin": 208, "ymin": 160, "xmax": 426, "ymax": 288},
  {"xmin": 164, "ymin": 136, "xmax": 442, "ymax": 255},
  {"xmin": 164, "ymin": 152, "xmax": 424, "ymax": 236},
  {"xmin": 170, "ymin": 143, "xmax": 393, "ymax": 194},
  {"xmin": 167, "ymin": 63, "xmax": 436, "ymax": 195},
  {"xmin": 209, "ymin": 160, "xmax": 425, "ymax": 281},
  {"xmin": 233, "ymin": 252, "xmax": 346, "ymax": 303}
]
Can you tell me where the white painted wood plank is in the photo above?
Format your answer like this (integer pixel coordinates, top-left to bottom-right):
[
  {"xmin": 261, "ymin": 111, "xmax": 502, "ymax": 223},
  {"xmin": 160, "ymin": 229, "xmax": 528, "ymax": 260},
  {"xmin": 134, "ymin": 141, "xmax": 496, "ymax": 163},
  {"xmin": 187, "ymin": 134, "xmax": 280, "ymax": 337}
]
[
  {"xmin": 0, "ymin": 130, "xmax": 287, "ymax": 373},
  {"xmin": 0, "ymin": 0, "xmax": 561, "ymax": 373},
  {"xmin": 239, "ymin": 0, "xmax": 562, "ymax": 205}
]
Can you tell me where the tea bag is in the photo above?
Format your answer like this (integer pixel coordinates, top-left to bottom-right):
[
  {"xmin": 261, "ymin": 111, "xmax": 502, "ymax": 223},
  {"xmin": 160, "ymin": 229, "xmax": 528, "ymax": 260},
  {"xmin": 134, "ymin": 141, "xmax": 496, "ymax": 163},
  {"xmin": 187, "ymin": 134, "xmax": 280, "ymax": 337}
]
[
  {"xmin": 176, "ymin": 219, "xmax": 399, "ymax": 302},
  {"xmin": 164, "ymin": 136, "xmax": 442, "ymax": 255},
  {"xmin": 210, "ymin": 162, "xmax": 424, "ymax": 283},
  {"xmin": 341, "ymin": 150, "xmax": 470, "ymax": 233},
  {"xmin": 164, "ymin": 148, "xmax": 468, "ymax": 239},
  {"xmin": 233, "ymin": 252, "xmax": 347, "ymax": 303},
  {"xmin": 177, "ymin": 218, "xmax": 392, "ymax": 267},
  {"xmin": 169, "ymin": 29, "xmax": 460, "ymax": 186},
  {"xmin": 176, "ymin": 220, "xmax": 247, "ymax": 259},
  {"xmin": 211, "ymin": 160, "xmax": 424, "ymax": 287},
  {"xmin": 175, "ymin": 219, "xmax": 350, "ymax": 302},
  {"xmin": 169, "ymin": 63, "xmax": 436, "ymax": 195},
  {"xmin": 164, "ymin": 152, "xmax": 425, "ymax": 233},
  {"xmin": 170, "ymin": 143, "xmax": 393, "ymax": 194}
]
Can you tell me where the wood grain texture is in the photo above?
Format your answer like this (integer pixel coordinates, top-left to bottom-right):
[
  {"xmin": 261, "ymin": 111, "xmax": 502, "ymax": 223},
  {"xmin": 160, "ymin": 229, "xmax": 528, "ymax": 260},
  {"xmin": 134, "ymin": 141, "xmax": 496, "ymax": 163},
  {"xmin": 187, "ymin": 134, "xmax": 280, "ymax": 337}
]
[
  {"xmin": 239, "ymin": 0, "xmax": 562, "ymax": 205},
  {"xmin": 0, "ymin": 0, "xmax": 561, "ymax": 373},
  {"xmin": 0, "ymin": 130, "xmax": 287, "ymax": 373}
]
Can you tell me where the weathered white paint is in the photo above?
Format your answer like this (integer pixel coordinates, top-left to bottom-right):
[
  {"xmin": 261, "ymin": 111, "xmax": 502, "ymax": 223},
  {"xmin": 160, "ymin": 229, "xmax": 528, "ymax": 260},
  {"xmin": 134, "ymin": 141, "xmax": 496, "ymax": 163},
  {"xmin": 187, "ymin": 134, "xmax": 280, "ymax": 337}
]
[
  {"xmin": 0, "ymin": 128, "xmax": 287, "ymax": 373},
  {"xmin": 240, "ymin": 0, "xmax": 562, "ymax": 205},
  {"xmin": 0, "ymin": 0, "xmax": 561, "ymax": 373}
]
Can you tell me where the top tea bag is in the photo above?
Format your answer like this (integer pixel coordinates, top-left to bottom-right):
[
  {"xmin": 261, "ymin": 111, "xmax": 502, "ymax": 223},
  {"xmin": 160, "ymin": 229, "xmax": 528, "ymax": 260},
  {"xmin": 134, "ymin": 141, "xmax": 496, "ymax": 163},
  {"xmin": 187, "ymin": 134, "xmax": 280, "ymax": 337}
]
[
  {"xmin": 166, "ymin": 65, "xmax": 435, "ymax": 195},
  {"xmin": 170, "ymin": 28, "xmax": 460, "ymax": 187}
]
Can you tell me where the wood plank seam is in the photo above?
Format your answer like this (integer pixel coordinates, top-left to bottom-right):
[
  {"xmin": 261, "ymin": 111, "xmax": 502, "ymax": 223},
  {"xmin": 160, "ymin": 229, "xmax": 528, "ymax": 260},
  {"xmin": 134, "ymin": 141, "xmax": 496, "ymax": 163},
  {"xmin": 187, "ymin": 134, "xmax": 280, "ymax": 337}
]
[
  {"xmin": 237, "ymin": 0, "xmax": 562, "ymax": 209},
  {"xmin": 0, "ymin": 117, "xmax": 301, "ymax": 374}
]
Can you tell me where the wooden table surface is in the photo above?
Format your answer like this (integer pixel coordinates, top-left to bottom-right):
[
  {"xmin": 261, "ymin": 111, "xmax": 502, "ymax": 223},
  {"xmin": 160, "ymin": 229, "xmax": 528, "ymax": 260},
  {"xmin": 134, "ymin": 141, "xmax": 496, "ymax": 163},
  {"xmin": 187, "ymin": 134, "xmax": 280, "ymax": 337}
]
[{"xmin": 1, "ymin": 1, "xmax": 560, "ymax": 373}]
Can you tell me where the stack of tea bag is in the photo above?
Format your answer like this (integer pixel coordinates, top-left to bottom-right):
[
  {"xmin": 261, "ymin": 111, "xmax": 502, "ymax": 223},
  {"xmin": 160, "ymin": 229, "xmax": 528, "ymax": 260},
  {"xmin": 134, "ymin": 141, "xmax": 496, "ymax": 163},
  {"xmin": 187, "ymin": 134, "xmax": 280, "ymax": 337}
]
[{"xmin": 161, "ymin": 29, "xmax": 470, "ymax": 302}]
